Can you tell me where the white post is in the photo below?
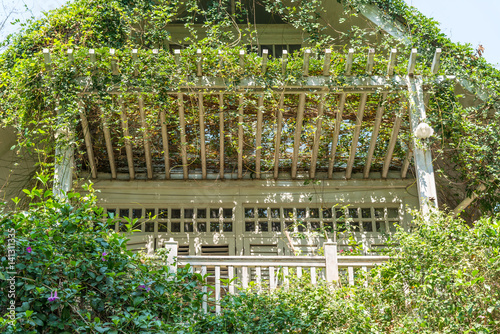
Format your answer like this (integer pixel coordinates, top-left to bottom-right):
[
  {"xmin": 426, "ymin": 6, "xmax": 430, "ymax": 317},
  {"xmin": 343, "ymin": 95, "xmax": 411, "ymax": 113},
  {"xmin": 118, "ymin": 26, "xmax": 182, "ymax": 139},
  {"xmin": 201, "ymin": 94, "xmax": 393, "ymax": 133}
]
[
  {"xmin": 407, "ymin": 76, "xmax": 439, "ymax": 215},
  {"xmin": 324, "ymin": 241, "xmax": 339, "ymax": 284},
  {"xmin": 164, "ymin": 238, "xmax": 178, "ymax": 275}
]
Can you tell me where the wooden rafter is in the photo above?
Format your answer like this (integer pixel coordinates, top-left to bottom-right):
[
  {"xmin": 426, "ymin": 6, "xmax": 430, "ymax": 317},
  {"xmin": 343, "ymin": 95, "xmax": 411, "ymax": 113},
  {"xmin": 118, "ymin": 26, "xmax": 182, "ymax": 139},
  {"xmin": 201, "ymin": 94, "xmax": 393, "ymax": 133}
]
[
  {"xmin": 310, "ymin": 94, "xmax": 325, "ymax": 179},
  {"xmin": 381, "ymin": 111, "xmax": 402, "ymax": 178},
  {"xmin": 238, "ymin": 95, "xmax": 244, "ymax": 179},
  {"xmin": 401, "ymin": 150, "xmax": 412, "ymax": 179},
  {"xmin": 178, "ymin": 93, "xmax": 189, "ymax": 179},
  {"xmin": 100, "ymin": 107, "xmax": 117, "ymax": 179},
  {"xmin": 78, "ymin": 101, "xmax": 97, "ymax": 178},
  {"xmin": 328, "ymin": 93, "xmax": 346, "ymax": 179},
  {"xmin": 292, "ymin": 93, "xmax": 306, "ymax": 179},
  {"xmin": 363, "ymin": 93, "xmax": 388, "ymax": 178},
  {"xmin": 198, "ymin": 93, "xmax": 207, "ymax": 179},
  {"xmin": 119, "ymin": 100, "xmax": 135, "ymax": 180},
  {"xmin": 345, "ymin": 93, "xmax": 368, "ymax": 179},
  {"xmin": 160, "ymin": 110, "xmax": 170, "ymax": 179},
  {"xmin": 274, "ymin": 95, "xmax": 284, "ymax": 179},
  {"xmin": 218, "ymin": 94, "xmax": 224, "ymax": 179},
  {"xmin": 138, "ymin": 96, "xmax": 153, "ymax": 179},
  {"xmin": 255, "ymin": 94, "xmax": 264, "ymax": 179}
]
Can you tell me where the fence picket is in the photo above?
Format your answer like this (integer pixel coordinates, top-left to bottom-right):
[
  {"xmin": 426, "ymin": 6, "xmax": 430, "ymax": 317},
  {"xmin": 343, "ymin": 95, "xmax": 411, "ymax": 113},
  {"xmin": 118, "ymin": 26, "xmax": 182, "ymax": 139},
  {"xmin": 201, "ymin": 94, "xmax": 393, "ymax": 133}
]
[{"xmin": 215, "ymin": 266, "xmax": 221, "ymax": 315}]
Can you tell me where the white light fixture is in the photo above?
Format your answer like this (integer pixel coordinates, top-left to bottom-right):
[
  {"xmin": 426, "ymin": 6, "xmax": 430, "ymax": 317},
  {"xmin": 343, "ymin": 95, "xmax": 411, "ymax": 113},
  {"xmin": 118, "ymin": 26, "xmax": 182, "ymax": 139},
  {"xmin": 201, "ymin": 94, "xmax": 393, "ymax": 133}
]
[{"xmin": 414, "ymin": 122, "xmax": 434, "ymax": 139}]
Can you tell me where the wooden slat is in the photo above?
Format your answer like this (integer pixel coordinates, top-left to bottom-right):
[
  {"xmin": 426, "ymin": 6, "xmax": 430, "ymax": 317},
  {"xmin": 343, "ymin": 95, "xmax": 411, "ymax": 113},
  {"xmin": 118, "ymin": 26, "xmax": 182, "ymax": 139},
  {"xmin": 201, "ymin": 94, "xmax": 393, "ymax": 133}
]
[
  {"xmin": 401, "ymin": 150, "xmax": 412, "ymax": 178},
  {"xmin": 160, "ymin": 110, "xmax": 170, "ymax": 179},
  {"xmin": 303, "ymin": 49, "xmax": 311, "ymax": 76},
  {"xmin": 255, "ymin": 94, "xmax": 264, "ymax": 179},
  {"xmin": 328, "ymin": 93, "xmax": 347, "ymax": 178},
  {"xmin": 297, "ymin": 266, "xmax": 302, "ymax": 278},
  {"xmin": 178, "ymin": 93, "xmax": 188, "ymax": 179},
  {"xmin": 363, "ymin": 93, "xmax": 388, "ymax": 178},
  {"xmin": 282, "ymin": 50, "xmax": 288, "ymax": 75},
  {"xmin": 215, "ymin": 265, "xmax": 221, "ymax": 315},
  {"xmin": 219, "ymin": 94, "xmax": 224, "ymax": 179},
  {"xmin": 242, "ymin": 266, "xmax": 249, "ymax": 288},
  {"xmin": 291, "ymin": 93, "xmax": 306, "ymax": 179},
  {"xmin": 201, "ymin": 266, "xmax": 207, "ymax": 313},
  {"xmin": 101, "ymin": 109, "xmax": 117, "ymax": 179},
  {"xmin": 261, "ymin": 49, "xmax": 268, "ymax": 74},
  {"xmin": 274, "ymin": 95, "xmax": 284, "ymax": 179},
  {"xmin": 431, "ymin": 48, "xmax": 442, "ymax": 74},
  {"xmin": 78, "ymin": 102, "xmax": 97, "ymax": 178},
  {"xmin": 311, "ymin": 267, "xmax": 317, "ymax": 285},
  {"xmin": 228, "ymin": 266, "xmax": 235, "ymax": 294},
  {"xmin": 238, "ymin": 95, "xmax": 244, "ymax": 179},
  {"xmin": 269, "ymin": 266, "xmax": 276, "ymax": 290},
  {"xmin": 381, "ymin": 111, "xmax": 403, "ymax": 178},
  {"xmin": 345, "ymin": 49, "xmax": 354, "ymax": 75},
  {"xmin": 323, "ymin": 49, "xmax": 331, "ymax": 76},
  {"xmin": 283, "ymin": 266, "xmax": 289, "ymax": 289},
  {"xmin": 387, "ymin": 49, "xmax": 397, "ymax": 76},
  {"xmin": 407, "ymin": 48, "xmax": 417, "ymax": 75},
  {"xmin": 345, "ymin": 93, "xmax": 368, "ymax": 179},
  {"xmin": 196, "ymin": 49, "xmax": 202, "ymax": 76},
  {"xmin": 309, "ymin": 94, "xmax": 324, "ymax": 179},
  {"xmin": 348, "ymin": 266, "xmax": 355, "ymax": 285},
  {"xmin": 138, "ymin": 96, "xmax": 153, "ymax": 179},
  {"xmin": 120, "ymin": 100, "xmax": 135, "ymax": 180},
  {"xmin": 366, "ymin": 48, "xmax": 375, "ymax": 75},
  {"xmin": 198, "ymin": 93, "xmax": 207, "ymax": 179}
]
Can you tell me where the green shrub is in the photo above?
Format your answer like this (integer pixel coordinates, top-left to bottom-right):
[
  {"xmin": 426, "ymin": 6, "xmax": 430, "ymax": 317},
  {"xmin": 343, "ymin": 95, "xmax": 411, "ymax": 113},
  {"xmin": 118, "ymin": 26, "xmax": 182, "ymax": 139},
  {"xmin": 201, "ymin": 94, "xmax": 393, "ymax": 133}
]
[{"xmin": 0, "ymin": 186, "xmax": 207, "ymax": 333}]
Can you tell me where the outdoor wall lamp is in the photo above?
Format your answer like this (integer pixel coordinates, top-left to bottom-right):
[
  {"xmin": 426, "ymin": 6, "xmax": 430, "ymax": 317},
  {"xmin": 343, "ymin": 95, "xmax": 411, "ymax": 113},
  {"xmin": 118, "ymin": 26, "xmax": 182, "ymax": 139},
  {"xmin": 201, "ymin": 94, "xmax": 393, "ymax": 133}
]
[{"xmin": 414, "ymin": 122, "xmax": 434, "ymax": 139}]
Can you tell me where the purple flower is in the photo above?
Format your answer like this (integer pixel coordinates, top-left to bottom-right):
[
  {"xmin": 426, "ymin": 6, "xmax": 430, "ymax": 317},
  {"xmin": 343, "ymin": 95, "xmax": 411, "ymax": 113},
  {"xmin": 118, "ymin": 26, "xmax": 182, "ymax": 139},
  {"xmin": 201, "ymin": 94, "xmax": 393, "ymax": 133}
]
[
  {"xmin": 48, "ymin": 290, "xmax": 59, "ymax": 302},
  {"xmin": 27, "ymin": 246, "xmax": 32, "ymax": 253},
  {"xmin": 138, "ymin": 285, "xmax": 151, "ymax": 292},
  {"xmin": 101, "ymin": 252, "xmax": 107, "ymax": 261}
]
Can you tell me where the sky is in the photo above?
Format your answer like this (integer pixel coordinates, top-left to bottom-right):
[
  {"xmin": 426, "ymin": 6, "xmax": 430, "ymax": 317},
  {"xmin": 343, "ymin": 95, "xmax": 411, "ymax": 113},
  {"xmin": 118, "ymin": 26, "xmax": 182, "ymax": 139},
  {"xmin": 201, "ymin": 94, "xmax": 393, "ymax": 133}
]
[{"xmin": 1, "ymin": 0, "xmax": 499, "ymax": 68}]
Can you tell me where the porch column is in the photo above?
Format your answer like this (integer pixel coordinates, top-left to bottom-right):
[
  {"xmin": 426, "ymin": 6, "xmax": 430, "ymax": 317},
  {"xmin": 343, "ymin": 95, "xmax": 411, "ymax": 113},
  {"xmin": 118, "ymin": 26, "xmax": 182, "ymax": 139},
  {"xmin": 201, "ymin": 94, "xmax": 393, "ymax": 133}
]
[{"xmin": 406, "ymin": 76, "xmax": 438, "ymax": 215}]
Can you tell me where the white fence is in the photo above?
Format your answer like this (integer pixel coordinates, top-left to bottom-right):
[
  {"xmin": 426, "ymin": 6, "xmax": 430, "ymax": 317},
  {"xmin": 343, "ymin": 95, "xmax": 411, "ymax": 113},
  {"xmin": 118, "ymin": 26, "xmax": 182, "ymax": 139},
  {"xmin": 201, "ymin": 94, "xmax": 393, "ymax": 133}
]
[{"xmin": 164, "ymin": 240, "xmax": 390, "ymax": 314}]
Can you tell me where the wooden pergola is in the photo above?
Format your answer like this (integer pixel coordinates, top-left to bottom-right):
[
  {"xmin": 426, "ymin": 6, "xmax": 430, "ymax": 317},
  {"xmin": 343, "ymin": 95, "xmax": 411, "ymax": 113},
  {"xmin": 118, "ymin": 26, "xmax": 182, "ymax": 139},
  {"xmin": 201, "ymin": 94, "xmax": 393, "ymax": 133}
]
[{"xmin": 46, "ymin": 47, "xmax": 445, "ymax": 214}]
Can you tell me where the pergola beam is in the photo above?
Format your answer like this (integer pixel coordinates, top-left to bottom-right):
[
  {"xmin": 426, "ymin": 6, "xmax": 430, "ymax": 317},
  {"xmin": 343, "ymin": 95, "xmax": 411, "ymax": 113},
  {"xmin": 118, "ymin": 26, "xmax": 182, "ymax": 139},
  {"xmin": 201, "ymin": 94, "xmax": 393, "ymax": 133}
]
[
  {"xmin": 274, "ymin": 95, "xmax": 284, "ymax": 179},
  {"xmin": 100, "ymin": 108, "xmax": 117, "ymax": 179},
  {"xmin": 138, "ymin": 96, "xmax": 153, "ymax": 179},
  {"xmin": 160, "ymin": 110, "xmax": 170, "ymax": 179},
  {"xmin": 255, "ymin": 94, "xmax": 264, "ymax": 179},
  {"xmin": 407, "ymin": 76, "xmax": 438, "ymax": 214},
  {"xmin": 363, "ymin": 93, "xmax": 387, "ymax": 178},
  {"xmin": 78, "ymin": 101, "xmax": 97, "ymax": 179},
  {"xmin": 345, "ymin": 93, "xmax": 368, "ymax": 179},
  {"xmin": 328, "ymin": 93, "xmax": 346, "ymax": 179},
  {"xmin": 178, "ymin": 93, "xmax": 189, "ymax": 179},
  {"xmin": 310, "ymin": 94, "xmax": 324, "ymax": 179},
  {"xmin": 198, "ymin": 93, "xmax": 207, "ymax": 179},
  {"xmin": 401, "ymin": 149, "xmax": 412, "ymax": 179},
  {"xmin": 119, "ymin": 100, "xmax": 135, "ymax": 180},
  {"xmin": 218, "ymin": 94, "xmax": 225, "ymax": 179},
  {"xmin": 291, "ymin": 93, "xmax": 306, "ymax": 179},
  {"xmin": 381, "ymin": 111, "xmax": 402, "ymax": 178},
  {"xmin": 238, "ymin": 95, "xmax": 244, "ymax": 179}
]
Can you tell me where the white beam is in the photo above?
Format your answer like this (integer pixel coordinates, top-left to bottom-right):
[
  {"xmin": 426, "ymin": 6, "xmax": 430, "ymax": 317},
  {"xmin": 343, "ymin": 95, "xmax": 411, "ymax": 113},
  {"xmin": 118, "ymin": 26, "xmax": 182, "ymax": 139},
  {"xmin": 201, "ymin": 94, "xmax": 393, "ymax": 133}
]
[
  {"xmin": 255, "ymin": 94, "xmax": 264, "ymax": 179},
  {"xmin": 401, "ymin": 150, "xmax": 412, "ymax": 179},
  {"xmin": 310, "ymin": 94, "xmax": 324, "ymax": 179},
  {"xmin": 120, "ymin": 100, "xmax": 135, "ymax": 180},
  {"xmin": 138, "ymin": 96, "xmax": 153, "ymax": 179},
  {"xmin": 431, "ymin": 48, "xmax": 442, "ymax": 74},
  {"xmin": 178, "ymin": 93, "xmax": 189, "ymax": 179},
  {"xmin": 274, "ymin": 95, "xmax": 284, "ymax": 179},
  {"xmin": 328, "ymin": 93, "xmax": 346, "ymax": 178},
  {"xmin": 238, "ymin": 95, "xmax": 244, "ymax": 179},
  {"xmin": 159, "ymin": 110, "xmax": 170, "ymax": 179},
  {"xmin": 291, "ymin": 93, "xmax": 306, "ymax": 179},
  {"xmin": 381, "ymin": 111, "xmax": 402, "ymax": 179},
  {"xmin": 218, "ymin": 94, "xmax": 225, "ymax": 179},
  {"xmin": 346, "ymin": 93, "xmax": 368, "ymax": 179},
  {"xmin": 198, "ymin": 93, "xmax": 207, "ymax": 179},
  {"xmin": 407, "ymin": 48, "xmax": 417, "ymax": 76},
  {"xmin": 363, "ymin": 93, "xmax": 387, "ymax": 178},
  {"xmin": 407, "ymin": 76, "xmax": 438, "ymax": 214}
]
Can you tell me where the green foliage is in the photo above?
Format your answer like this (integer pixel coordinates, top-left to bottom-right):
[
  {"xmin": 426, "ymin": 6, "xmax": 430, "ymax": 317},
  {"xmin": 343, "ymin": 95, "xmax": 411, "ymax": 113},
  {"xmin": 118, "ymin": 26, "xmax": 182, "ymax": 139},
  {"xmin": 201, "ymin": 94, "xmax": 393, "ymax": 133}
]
[
  {"xmin": 0, "ymin": 186, "xmax": 209, "ymax": 333},
  {"xmin": 195, "ymin": 211, "xmax": 500, "ymax": 333}
]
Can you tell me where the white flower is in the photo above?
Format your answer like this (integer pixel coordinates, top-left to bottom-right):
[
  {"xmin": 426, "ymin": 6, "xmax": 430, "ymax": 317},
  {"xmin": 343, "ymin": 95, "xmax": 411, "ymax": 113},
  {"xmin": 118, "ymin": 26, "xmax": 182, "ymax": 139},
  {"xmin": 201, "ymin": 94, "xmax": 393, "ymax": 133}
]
[{"xmin": 414, "ymin": 122, "xmax": 434, "ymax": 139}]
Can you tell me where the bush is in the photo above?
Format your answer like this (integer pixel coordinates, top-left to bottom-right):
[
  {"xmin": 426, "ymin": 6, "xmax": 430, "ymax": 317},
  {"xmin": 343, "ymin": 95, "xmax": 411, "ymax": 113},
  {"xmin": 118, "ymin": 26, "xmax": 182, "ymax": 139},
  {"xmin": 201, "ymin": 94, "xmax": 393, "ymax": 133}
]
[{"xmin": 0, "ymin": 186, "xmax": 207, "ymax": 333}]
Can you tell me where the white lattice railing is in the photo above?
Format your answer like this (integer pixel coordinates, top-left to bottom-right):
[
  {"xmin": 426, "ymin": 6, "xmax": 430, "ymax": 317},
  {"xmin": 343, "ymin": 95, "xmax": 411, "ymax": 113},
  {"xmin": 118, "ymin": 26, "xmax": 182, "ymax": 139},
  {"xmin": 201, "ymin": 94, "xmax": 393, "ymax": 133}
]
[{"xmin": 163, "ymin": 240, "xmax": 390, "ymax": 314}]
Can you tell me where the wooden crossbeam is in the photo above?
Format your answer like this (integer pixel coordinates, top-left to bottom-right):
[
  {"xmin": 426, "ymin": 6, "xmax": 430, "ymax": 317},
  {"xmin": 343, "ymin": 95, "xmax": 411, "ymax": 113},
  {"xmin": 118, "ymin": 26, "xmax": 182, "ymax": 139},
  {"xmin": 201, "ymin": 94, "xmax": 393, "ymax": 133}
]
[
  {"xmin": 401, "ymin": 149, "xmax": 412, "ymax": 179},
  {"xmin": 309, "ymin": 94, "xmax": 324, "ymax": 179},
  {"xmin": 291, "ymin": 93, "xmax": 306, "ymax": 179},
  {"xmin": 303, "ymin": 49, "xmax": 311, "ymax": 76},
  {"xmin": 431, "ymin": 48, "xmax": 442, "ymax": 74},
  {"xmin": 407, "ymin": 48, "xmax": 417, "ymax": 76},
  {"xmin": 198, "ymin": 93, "xmax": 207, "ymax": 179},
  {"xmin": 219, "ymin": 94, "xmax": 224, "ymax": 179},
  {"xmin": 119, "ymin": 100, "xmax": 135, "ymax": 180},
  {"xmin": 196, "ymin": 49, "xmax": 202, "ymax": 76},
  {"xmin": 255, "ymin": 94, "xmax": 264, "ymax": 179},
  {"xmin": 387, "ymin": 49, "xmax": 397, "ymax": 76},
  {"xmin": 274, "ymin": 95, "xmax": 284, "ymax": 179},
  {"xmin": 239, "ymin": 50, "xmax": 245, "ymax": 70},
  {"xmin": 262, "ymin": 49, "xmax": 268, "ymax": 74},
  {"xmin": 345, "ymin": 49, "xmax": 354, "ymax": 75},
  {"xmin": 138, "ymin": 96, "xmax": 153, "ymax": 179},
  {"xmin": 328, "ymin": 93, "xmax": 346, "ymax": 178},
  {"xmin": 159, "ymin": 110, "xmax": 170, "ymax": 179},
  {"xmin": 366, "ymin": 49, "xmax": 375, "ymax": 75},
  {"xmin": 78, "ymin": 101, "xmax": 97, "ymax": 178},
  {"xmin": 345, "ymin": 93, "xmax": 368, "ymax": 179},
  {"xmin": 238, "ymin": 95, "xmax": 244, "ymax": 179},
  {"xmin": 178, "ymin": 93, "xmax": 189, "ymax": 179},
  {"xmin": 110, "ymin": 49, "xmax": 119, "ymax": 75},
  {"xmin": 100, "ymin": 108, "xmax": 117, "ymax": 179},
  {"xmin": 323, "ymin": 49, "xmax": 331, "ymax": 76},
  {"xmin": 363, "ymin": 93, "xmax": 388, "ymax": 178},
  {"xmin": 282, "ymin": 50, "xmax": 288, "ymax": 75},
  {"xmin": 381, "ymin": 110, "xmax": 403, "ymax": 178}
]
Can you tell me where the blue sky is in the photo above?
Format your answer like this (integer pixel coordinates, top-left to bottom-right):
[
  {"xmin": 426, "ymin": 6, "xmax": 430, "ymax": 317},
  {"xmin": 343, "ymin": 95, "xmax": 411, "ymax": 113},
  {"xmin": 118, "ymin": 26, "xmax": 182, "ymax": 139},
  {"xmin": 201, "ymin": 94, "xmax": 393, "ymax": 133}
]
[{"xmin": 1, "ymin": 0, "xmax": 499, "ymax": 68}]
